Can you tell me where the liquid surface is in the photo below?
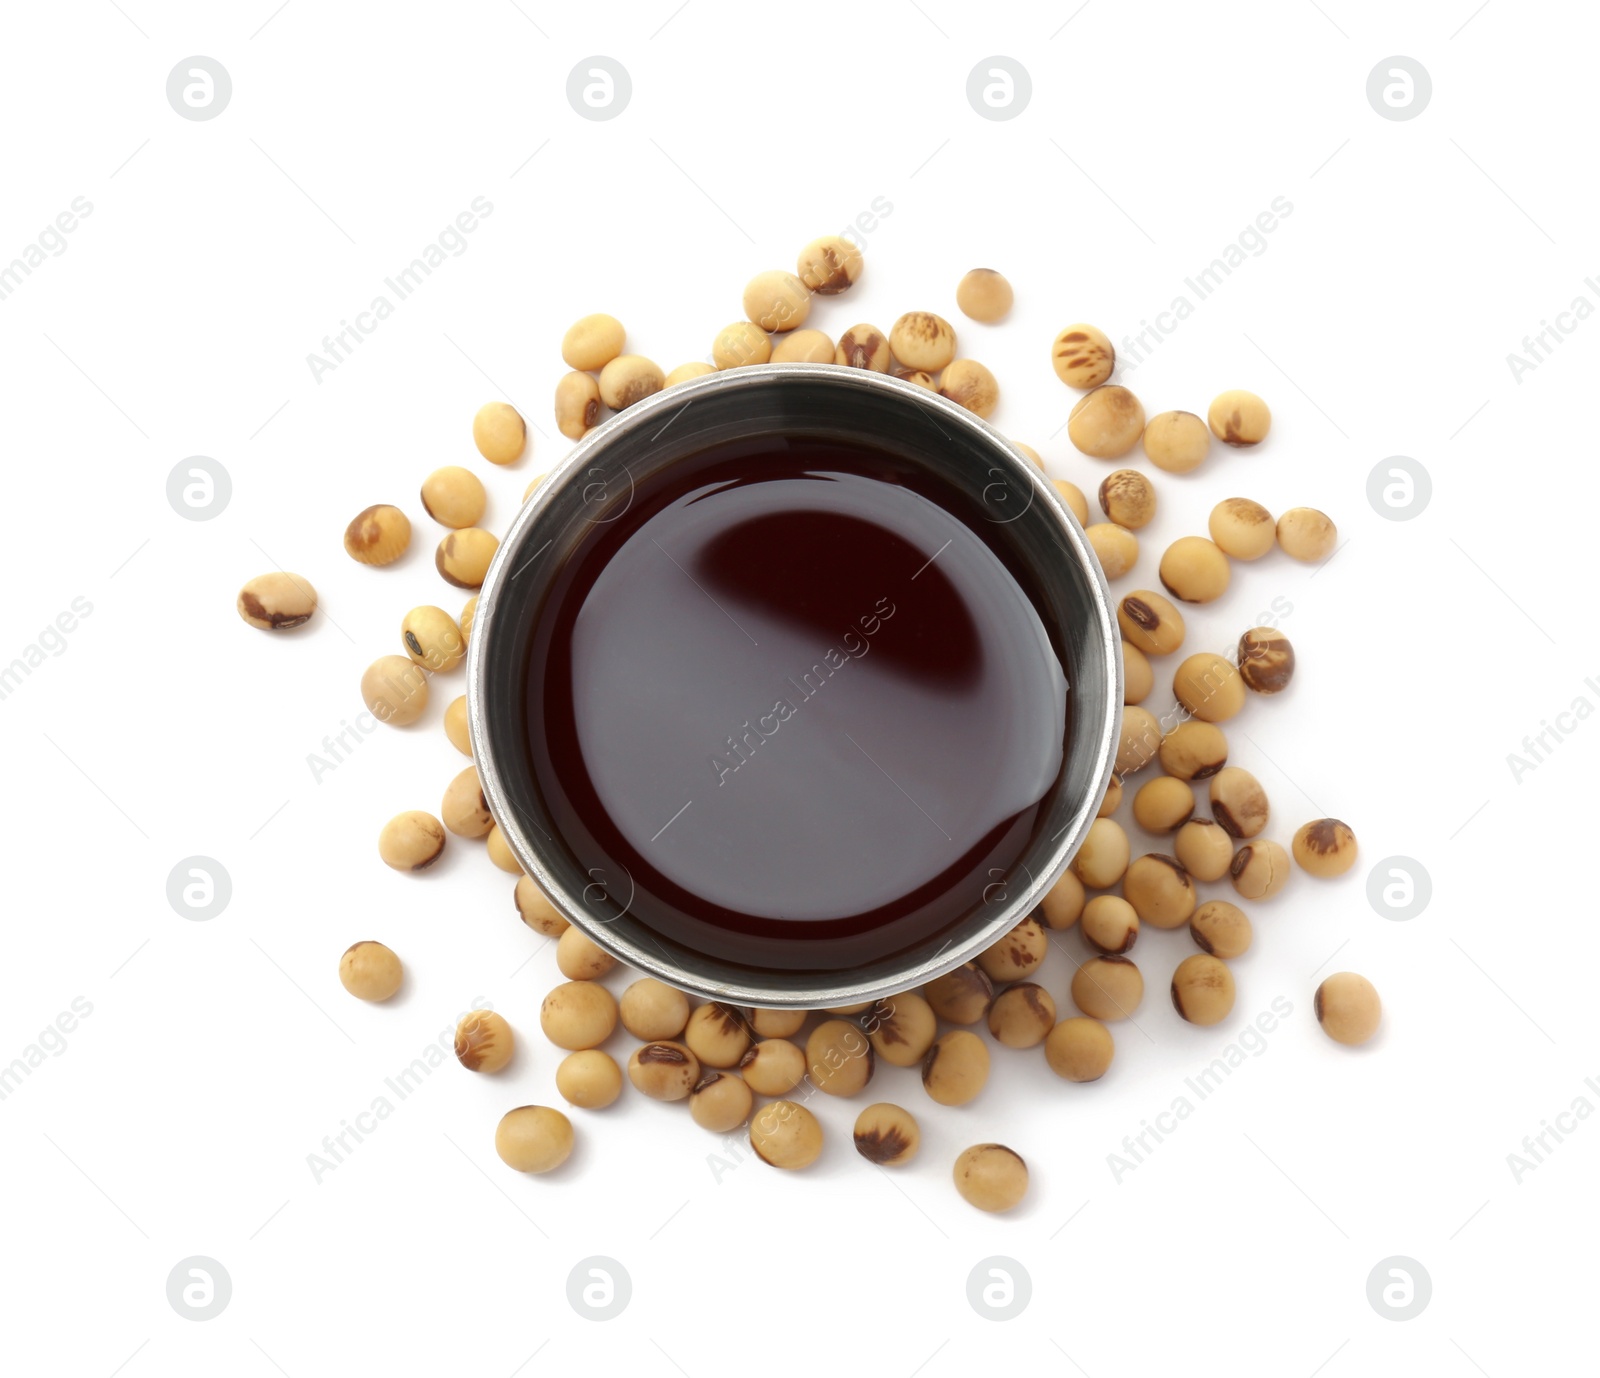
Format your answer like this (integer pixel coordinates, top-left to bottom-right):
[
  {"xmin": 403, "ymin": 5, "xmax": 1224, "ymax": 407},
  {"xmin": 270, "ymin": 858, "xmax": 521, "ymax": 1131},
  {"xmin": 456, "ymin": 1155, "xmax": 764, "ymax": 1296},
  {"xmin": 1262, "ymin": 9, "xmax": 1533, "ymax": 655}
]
[{"xmin": 527, "ymin": 435, "xmax": 1067, "ymax": 972}]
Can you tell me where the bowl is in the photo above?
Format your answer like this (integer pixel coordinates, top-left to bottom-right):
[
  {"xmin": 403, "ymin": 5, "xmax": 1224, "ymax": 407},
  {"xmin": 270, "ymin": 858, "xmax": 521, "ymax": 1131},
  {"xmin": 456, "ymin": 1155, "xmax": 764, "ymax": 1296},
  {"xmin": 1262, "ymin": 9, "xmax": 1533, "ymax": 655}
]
[{"xmin": 468, "ymin": 363, "xmax": 1121, "ymax": 1007}]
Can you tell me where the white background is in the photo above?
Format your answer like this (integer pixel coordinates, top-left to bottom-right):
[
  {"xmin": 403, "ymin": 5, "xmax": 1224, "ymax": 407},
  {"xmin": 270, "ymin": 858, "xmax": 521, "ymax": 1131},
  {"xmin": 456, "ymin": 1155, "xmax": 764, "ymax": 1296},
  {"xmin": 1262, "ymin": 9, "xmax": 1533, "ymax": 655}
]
[{"xmin": 0, "ymin": 1, "xmax": 1592, "ymax": 1374}]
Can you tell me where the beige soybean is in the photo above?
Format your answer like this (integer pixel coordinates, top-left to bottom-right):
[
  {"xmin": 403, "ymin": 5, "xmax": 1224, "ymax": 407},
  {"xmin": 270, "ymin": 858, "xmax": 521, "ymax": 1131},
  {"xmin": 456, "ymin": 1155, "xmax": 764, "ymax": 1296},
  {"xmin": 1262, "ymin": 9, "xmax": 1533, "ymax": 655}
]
[
  {"xmin": 1230, "ymin": 840, "xmax": 1291, "ymax": 900},
  {"xmin": 895, "ymin": 368, "xmax": 936, "ymax": 390},
  {"xmin": 922, "ymin": 1030, "xmax": 989, "ymax": 1106},
  {"xmin": 619, "ymin": 979, "xmax": 689, "ymax": 1040},
  {"xmin": 1118, "ymin": 590, "xmax": 1185, "ymax": 657},
  {"xmin": 339, "ymin": 941, "xmax": 403, "ymax": 1001},
  {"xmin": 473, "ymin": 402, "xmax": 527, "ymax": 465},
  {"xmin": 1315, "ymin": 972, "xmax": 1382, "ymax": 1046},
  {"xmin": 1070, "ymin": 386, "xmax": 1145, "ymax": 458},
  {"xmin": 485, "ymin": 824, "xmax": 521, "ymax": 874},
  {"xmin": 1098, "ymin": 470, "xmax": 1156, "ymax": 529},
  {"xmin": 1173, "ymin": 652, "xmax": 1245, "ymax": 723},
  {"xmin": 1209, "ymin": 767, "xmax": 1269, "ymax": 839},
  {"xmin": 1053, "ymin": 478, "xmax": 1091, "ymax": 526},
  {"xmin": 1080, "ymin": 895, "xmax": 1139, "ymax": 955},
  {"xmin": 402, "ymin": 605, "xmax": 464, "ymax": 672},
  {"xmin": 835, "ymin": 323, "xmax": 890, "ymax": 371},
  {"xmin": 237, "ymin": 572, "xmax": 317, "ymax": 630},
  {"xmin": 556, "ymin": 925, "xmax": 615, "ymax": 981},
  {"xmin": 598, "ymin": 355, "xmax": 665, "ymax": 409},
  {"xmin": 521, "ymin": 476, "xmax": 545, "ymax": 502},
  {"xmin": 1209, "ymin": 498, "xmax": 1276, "ymax": 561},
  {"xmin": 771, "ymin": 328, "xmax": 834, "ymax": 363},
  {"xmin": 455, "ymin": 1010, "xmax": 514, "ymax": 1073},
  {"xmin": 378, "ymin": 811, "xmax": 445, "ymax": 872},
  {"xmin": 953, "ymin": 1143, "xmax": 1028, "ymax": 1213},
  {"xmin": 440, "ymin": 765, "xmax": 491, "ymax": 838},
  {"xmin": 554, "ymin": 371, "xmax": 602, "ymax": 440},
  {"xmin": 665, "ymin": 361, "xmax": 715, "ymax": 387},
  {"xmin": 1071, "ymin": 955, "xmax": 1144, "ymax": 1021},
  {"xmin": 1160, "ymin": 720, "xmax": 1228, "ymax": 780},
  {"xmin": 939, "ymin": 359, "xmax": 999, "ymax": 418},
  {"xmin": 541, "ymin": 981, "xmax": 618, "ymax": 1051},
  {"xmin": 739, "ymin": 1039, "xmax": 807, "ymax": 1096},
  {"xmin": 1160, "ymin": 537, "xmax": 1231, "ymax": 604},
  {"xmin": 1045, "ymin": 1017, "xmax": 1114, "ymax": 1082},
  {"xmin": 1238, "ymin": 627, "xmax": 1295, "ymax": 694},
  {"xmin": 1040, "ymin": 868, "xmax": 1085, "ymax": 930},
  {"xmin": 743, "ymin": 270, "xmax": 811, "ymax": 332},
  {"xmin": 1171, "ymin": 953, "xmax": 1236, "ymax": 1026},
  {"xmin": 853, "ymin": 1103, "xmax": 920, "ymax": 1166},
  {"xmin": 924, "ymin": 962, "xmax": 994, "ymax": 1025},
  {"xmin": 1174, "ymin": 819, "xmax": 1235, "ymax": 882},
  {"xmin": 1088, "ymin": 523, "xmax": 1139, "ymax": 580},
  {"xmin": 1190, "ymin": 900, "xmax": 1253, "ymax": 959},
  {"xmin": 1293, "ymin": 818, "xmax": 1359, "ymax": 877},
  {"xmin": 556, "ymin": 1050, "xmax": 623, "ymax": 1109},
  {"xmin": 1073, "ymin": 818, "xmax": 1131, "ymax": 889},
  {"xmin": 865, "ymin": 992, "xmax": 938, "ymax": 1066},
  {"xmin": 1208, "ymin": 389, "xmax": 1270, "ymax": 447},
  {"xmin": 1117, "ymin": 705, "xmax": 1163, "ymax": 777},
  {"xmin": 796, "ymin": 235, "xmax": 862, "ymax": 294},
  {"xmin": 1133, "ymin": 776, "xmax": 1196, "ymax": 833},
  {"xmin": 890, "ymin": 312, "xmax": 957, "ymax": 372},
  {"xmin": 362, "ymin": 655, "xmax": 428, "ymax": 726},
  {"xmin": 343, "ymin": 506, "xmax": 411, "ymax": 566},
  {"xmin": 807, "ymin": 1019, "xmax": 874, "ymax": 1097},
  {"xmin": 686, "ymin": 1003, "xmax": 753, "ymax": 1069},
  {"xmin": 436, "ymin": 528, "xmax": 498, "ymax": 589},
  {"xmin": 1277, "ymin": 507, "xmax": 1338, "ymax": 563},
  {"xmin": 956, "ymin": 268, "xmax": 1013, "ymax": 322},
  {"xmin": 690, "ymin": 1072, "xmax": 753, "ymax": 1133},
  {"xmin": 746, "ymin": 1007, "xmax": 807, "ymax": 1039},
  {"xmin": 1051, "ymin": 324, "xmax": 1115, "ymax": 389},
  {"xmin": 749, "ymin": 1099, "xmax": 823, "ymax": 1169},
  {"xmin": 1123, "ymin": 641, "xmax": 1154, "ymax": 705},
  {"xmin": 1143, "ymin": 410, "xmax": 1210, "ymax": 473},
  {"xmin": 515, "ymin": 875, "xmax": 570, "ymax": 938},
  {"xmin": 420, "ymin": 468, "xmax": 486, "ymax": 529},
  {"xmin": 495, "ymin": 1105, "xmax": 573, "ymax": 1173},
  {"xmin": 1098, "ymin": 776, "xmax": 1124, "ymax": 817},
  {"xmin": 459, "ymin": 595, "xmax": 477, "ymax": 645},
  {"xmin": 1012, "ymin": 442, "xmax": 1044, "ymax": 468},
  {"xmin": 976, "ymin": 915, "xmax": 1047, "ymax": 983},
  {"xmin": 988, "ymin": 984, "xmax": 1056, "ymax": 1048},
  {"xmin": 1122, "ymin": 854, "xmax": 1196, "ymax": 930},
  {"xmin": 561, "ymin": 313, "xmax": 625, "ymax": 371},
  {"xmin": 628, "ymin": 1041, "xmax": 700, "ymax": 1101}
]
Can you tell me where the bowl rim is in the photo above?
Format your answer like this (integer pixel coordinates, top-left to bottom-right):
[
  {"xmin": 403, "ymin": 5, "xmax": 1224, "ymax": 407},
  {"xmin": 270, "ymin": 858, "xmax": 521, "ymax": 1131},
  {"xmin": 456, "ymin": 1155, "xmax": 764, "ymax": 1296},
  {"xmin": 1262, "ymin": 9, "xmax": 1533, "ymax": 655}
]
[{"xmin": 467, "ymin": 361, "xmax": 1122, "ymax": 1005}]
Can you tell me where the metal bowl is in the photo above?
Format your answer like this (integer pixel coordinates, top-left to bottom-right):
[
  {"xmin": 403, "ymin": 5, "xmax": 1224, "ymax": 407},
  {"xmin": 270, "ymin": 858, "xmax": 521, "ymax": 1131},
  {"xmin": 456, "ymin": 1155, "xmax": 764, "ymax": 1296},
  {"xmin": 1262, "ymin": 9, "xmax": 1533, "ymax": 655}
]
[{"xmin": 468, "ymin": 363, "xmax": 1121, "ymax": 1007}]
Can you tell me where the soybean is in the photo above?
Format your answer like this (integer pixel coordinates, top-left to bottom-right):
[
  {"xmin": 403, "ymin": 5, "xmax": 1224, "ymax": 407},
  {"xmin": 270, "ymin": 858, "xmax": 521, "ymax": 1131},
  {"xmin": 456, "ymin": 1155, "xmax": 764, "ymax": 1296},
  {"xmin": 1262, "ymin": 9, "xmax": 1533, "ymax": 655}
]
[
  {"xmin": 1040, "ymin": 869, "xmax": 1086, "ymax": 930},
  {"xmin": 739, "ymin": 1039, "xmax": 807, "ymax": 1096},
  {"xmin": 561, "ymin": 314, "xmax": 625, "ymax": 371},
  {"xmin": 1045, "ymin": 1017, "xmax": 1114, "ymax": 1082},
  {"xmin": 1207, "ymin": 389, "xmax": 1270, "ymax": 446},
  {"xmin": 1171, "ymin": 953, "xmax": 1236, "ymax": 1026},
  {"xmin": 1230, "ymin": 840, "xmax": 1291, "ymax": 900},
  {"xmin": 976, "ymin": 915, "xmax": 1047, "ymax": 983},
  {"xmin": 554, "ymin": 372, "xmax": 602, "ymax": 439},
  {"xmin": 1123, "ymin": 641, "xmax": 1154, "ymax": 704},
  {"xmin": 362, "ymin": 655, "xmax": 428, "ymax": 726},
  {"xmin": 685, "ymin": 1003, "xmax": 753, "ymax": 1069},
  {"xmin": 1117, "ymin": 705, "xmax": 1163, "ymax": 777},
  {"xmin": 743, "ymin": 270, "xmax": 811, "ymax": 332},
  {"xmin": 750, "ymin": 1100, "xmax": 823, "ymax": 1169},
  {"xmin": 495, "ymin": 1106, "xmax": 573, "ymax": 1173},
  {"xmin": 1098, "ymin": 470, "xmax": 1156, "ymax": 529},
  {"xmin": 690, "ymin": 1071, "xmax": 754, "ymax": 1132},
  {"xmin": 771, "ymin": 328, "xmax": 834, "ymax": 363},
  {"xmin": 556, "ymin": 925, "xmax": 615, "ymax": 981},
  {"xmin": 1293, "ymin": 818, "xmax": 1358, "ymax": 877},
  {"xmin": 619, "ymin": 979, "xmax": 689, "ymax": 1041},
  {"xmin": 924, "ymin": 963, "xmax": 994, "ymax": 1025},
  {"xmin": 1053, "ymin": 478, "xmax": 1091, "ymax": 526},
  {"xmin": 1051, "ymin": 324, "xmax": 1115, "ymax": 389},
  {"xmin": 796, "ymin": 235, "xmax": 862, "ymax": 294},
  {"xmin": 455, "ymin": 1010, "xmax": 514, "ymax": 1073},
  {"xmin": 237, "ymin": 572, "xmax": 317, "ymax": 630},
  {"xmin": 1088, "ymin": 523, "xmax": 1139, "ymax": 579},
  {"xmin": 378, "ymin": 811, "xmax": 444, "ymax": 872},
  {"xmin": 1160, "ymin": 537, "xmax": 1231, "ymax": 603},
  {"xmin": 339, "ymin": 941, "xmax": 403, "ymax": 1001},
  {"xmin": 1118, "ymin": 590, "xmax": 1185, "ymax": 657},
  {"xmin": 1315, "ymin": 972, "xmax": 1382, "ymax": 1046},
  {"xmin": 1209, "ymin": 498, "xmax": 1276, "ymax": 560},
  {"xmin": 1122, "ymin": 854, "xmax": 1196, "ymax": 929},
  {"xmin": 440, "ymin": 765, "xmax": 491, "ymax": 838},
  {"xmin": 953, "ymin": 1143, "xmax": 1028, "ymax": 1213},
  {"xmin": 540, "ymin": 981, "xmax": 618, "ymax": 1051},
  {"xmin": 1174, "ymin": 818, "xmax": 1235, "ymax": 882},
  {"xmin": 598, "ymin": 354, "xmax": 665, "ymax": 408},
  {"xmin": 627, "ymin": 1041, "xmax": 700, "ymax": 1101},
  {"xmin": 556, "ymin": 1051, "xmax": 623, "ymax": 1109},
  {"xmin": 473, "ymin": 402, "xmax": 527, "ymax": 465},
  {"xmin": 343, "ymin": 506, "xmax": 411, "ymax": 565},
  {"xmin": 865, "ymin": 993, "xmax": 938, "ymax": 1066},
  {"xmin": 890, "ymin": 312, "xmax": 957, "ymax": 372},
  {"xmin": 807, "ymin": 1018, "xmax": 874, "ymax": 1096},
  {"xmin": 1173, "ymin": 652, "xmax": 1245, "ymax": 723},
  {"xmin": 1080, "ymin": 895, "xmax": 1139, "ymax": 955},
  {"xmin": 854, "ymin": 1103, "xmax": 921, "ymax": 1166},
  {"xmin": 419, "ymin": 468, "xmax": 486, "ymax": 529},
  {"xmin": 1073, "ymin": 818, "xmax": 1131, "ymax": 889},
  {"xmin": 436, "ymin": 528, "xmax": 499, "ymax": 589},
  {"xmin": 1160, "ymin": 721, "xmax": 1228, "ymax": 780},
  {"xmin": 1133, "ymin": 776, "xmax": 1196, "ymax": 833},
  {"xmin": 922, "ymin": 1030, "xmax": 989, "ymax": 1106},
  {"xmin": 1143, "ymin": 410, "xmax": 1210, "ymax": 473},
  {"xmin": 1098, "ymin": 776, "xmax": 1124, "ymax": 817},
  {"xmin": 1190, "ymin": 900, "xmax": 1253, "ymax": 959},
  {"xmin": 401, "ymin": 605, "xmax": 464, "ymax": 672},
  {"xmin": 485, "ymin": 824, "xmax": 521, "ymax": 874},
  {"xmin": 1209, "ymin": 767, "xmax": 1269, "ymax": 839},
  {"xmin": 956, "ymin": 268, "xmax": 1013, "ymax": 322},
  {"xmin": 1277, "ymin": 507, "xmax": 1337, "ymax": 562},
  {"xmin": 747, "ymin": 1007, "xmax": 807, "ymax": 1039},
  {"xmin": 1069, "ymin": 386, "xmax": 1145, "ymax": 458},
  {"xmin": 939, "ymin": 358, "xmax": 999, "ymax": 417},
  {"xmin": 515, "ymin": 875, "xmax": 570, "ymax": 938},
  {"xmin": 1239, "ymin": 627, "xmax": 1295, "ymax": 694},
  {"xmin": 988, "ymin": 983, "xmax": 1056, "ymax": 1048},
  {"xmin": 835, "ymin": 324, "xmax": 890, "ymax": 371},
  {"xmin": 1071, "ymin": 954, "xmax": 1144, "ymax": 1021}
]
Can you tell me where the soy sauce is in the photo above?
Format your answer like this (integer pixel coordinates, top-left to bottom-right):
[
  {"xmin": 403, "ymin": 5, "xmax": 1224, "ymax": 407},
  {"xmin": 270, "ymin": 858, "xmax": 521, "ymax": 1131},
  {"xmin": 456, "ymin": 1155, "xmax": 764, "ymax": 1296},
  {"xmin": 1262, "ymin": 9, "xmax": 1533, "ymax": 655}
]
[{"xmin": 526, "ymin": 434, "xmax": 1068, "ymax": 973}]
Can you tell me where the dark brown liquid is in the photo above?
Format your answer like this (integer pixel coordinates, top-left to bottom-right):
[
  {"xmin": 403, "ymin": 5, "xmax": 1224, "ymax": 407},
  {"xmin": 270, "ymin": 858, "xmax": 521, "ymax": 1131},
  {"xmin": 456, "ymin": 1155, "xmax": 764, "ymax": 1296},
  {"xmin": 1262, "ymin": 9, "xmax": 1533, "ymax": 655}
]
[{"xmin": 526, "ymin": 435, "xmax": 1068, "ymax": 972}]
